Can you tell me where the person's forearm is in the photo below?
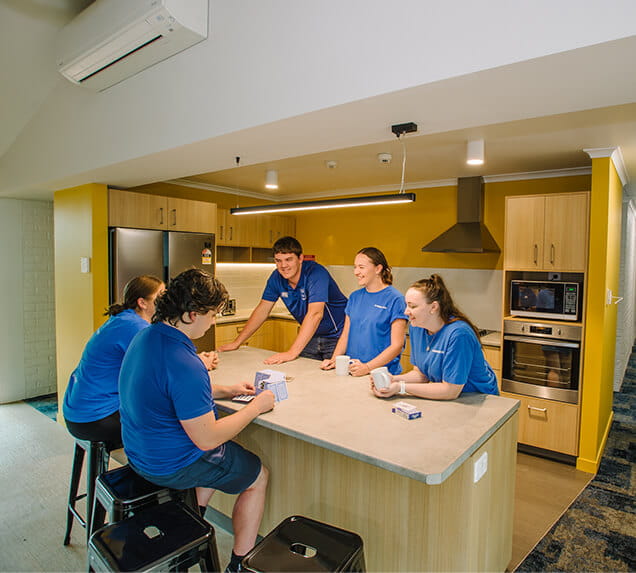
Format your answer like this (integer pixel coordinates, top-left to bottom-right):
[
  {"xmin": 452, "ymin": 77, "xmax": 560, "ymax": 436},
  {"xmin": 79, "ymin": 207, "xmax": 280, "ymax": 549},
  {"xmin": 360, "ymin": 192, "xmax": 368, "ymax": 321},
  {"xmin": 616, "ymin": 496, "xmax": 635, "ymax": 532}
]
[
  {"xmin": 191, "ymin": 405, "xmax": 261, "ymax": 451},
  {"xmin": 365, "ymin": 341, "xmax": 403, "ymax": 372},
  {"xmin": 233, "ymin": 303, "xmax": 271, "ymax": 345},
  {"xmin": 394, "ymin": 368, "xmax": 427, "ymax": 383},
  {"xmin": 287, "ymin": 311, "xmax": 322, "ymax": 356},
  {"xmin": 402, "ymin": 380, "xmax": 462, "ymax": 400}
]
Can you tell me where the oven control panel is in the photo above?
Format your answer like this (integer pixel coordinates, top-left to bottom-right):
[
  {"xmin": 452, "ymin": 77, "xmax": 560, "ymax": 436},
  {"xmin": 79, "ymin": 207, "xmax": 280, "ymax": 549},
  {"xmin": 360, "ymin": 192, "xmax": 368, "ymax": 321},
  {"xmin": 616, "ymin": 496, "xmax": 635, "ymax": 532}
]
[{"xmin": 503, "ymin": 320, "xmax": 581, "ymax": 342}]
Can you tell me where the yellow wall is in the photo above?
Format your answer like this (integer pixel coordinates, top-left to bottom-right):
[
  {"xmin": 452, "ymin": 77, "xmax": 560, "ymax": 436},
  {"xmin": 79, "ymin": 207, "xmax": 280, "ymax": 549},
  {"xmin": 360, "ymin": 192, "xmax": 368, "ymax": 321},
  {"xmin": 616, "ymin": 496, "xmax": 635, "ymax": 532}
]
[
  {"xmin": 577, "ymin": 158, "xmax": 623, "ymax": 473},
  {"xmin": 54, "ymin": 184, "xmax": 109, "ymax": 422},
  {"xmin": 295, "ymin": 175, "xmax": 590, "ymax": 268}
]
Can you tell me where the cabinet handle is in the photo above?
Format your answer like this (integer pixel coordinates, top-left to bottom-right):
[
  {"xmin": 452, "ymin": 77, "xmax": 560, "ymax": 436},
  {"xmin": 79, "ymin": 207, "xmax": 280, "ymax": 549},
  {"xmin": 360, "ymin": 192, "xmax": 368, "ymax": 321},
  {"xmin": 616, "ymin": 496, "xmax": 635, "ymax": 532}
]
[
  {"xmin": 550, "ymin": 243, "xmax": 555, "ymax": 264},
  {"xmin": 533, "ymin": 244, "xmax": 538, "ymax": 265},
  {"xmin": 229, "ymin": 226, "xmax": 233, "ymax": 240},
  {"xmin": 159, "ymin": 207, "xmax": 164, "ymax": 225},
  {"xmin": 171, "ymin": 209, "xmax": 177, "ymax": 227},
  {"xmin": 527, "ymin": 405, "xmax": 547, "ymax": 413},
  {"xmin": 270, "ymin": 230, "xmax": 273, "ymax": 243}
]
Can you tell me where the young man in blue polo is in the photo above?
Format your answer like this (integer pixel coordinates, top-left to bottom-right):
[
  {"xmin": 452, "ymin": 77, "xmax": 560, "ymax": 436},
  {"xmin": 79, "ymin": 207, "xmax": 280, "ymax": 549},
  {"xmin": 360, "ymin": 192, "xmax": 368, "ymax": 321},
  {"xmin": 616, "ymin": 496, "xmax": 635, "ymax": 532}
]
[{"xmin": 219, "ymin": 236, "xmax": 347, "ymax": 363}]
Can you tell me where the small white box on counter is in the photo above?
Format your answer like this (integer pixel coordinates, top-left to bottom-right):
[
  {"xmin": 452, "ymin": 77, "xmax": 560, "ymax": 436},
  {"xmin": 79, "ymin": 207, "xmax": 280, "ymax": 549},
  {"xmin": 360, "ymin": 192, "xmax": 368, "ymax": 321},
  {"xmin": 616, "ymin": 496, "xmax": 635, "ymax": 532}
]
[
  {"xmin": 392, "ymin": 401, "xmax": 422, "ymax": 420},
  {"xmin": 254, "ymin": 369, "xmax": 288, "ymax": 402}
]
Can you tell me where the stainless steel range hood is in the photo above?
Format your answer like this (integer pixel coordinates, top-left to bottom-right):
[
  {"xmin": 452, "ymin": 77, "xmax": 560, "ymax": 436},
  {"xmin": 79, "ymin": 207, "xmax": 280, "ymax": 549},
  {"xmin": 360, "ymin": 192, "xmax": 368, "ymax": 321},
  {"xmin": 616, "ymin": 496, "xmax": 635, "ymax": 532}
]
[{"xmin": 421, "ymin": 176, "xmax": 499, "ymax": 253}]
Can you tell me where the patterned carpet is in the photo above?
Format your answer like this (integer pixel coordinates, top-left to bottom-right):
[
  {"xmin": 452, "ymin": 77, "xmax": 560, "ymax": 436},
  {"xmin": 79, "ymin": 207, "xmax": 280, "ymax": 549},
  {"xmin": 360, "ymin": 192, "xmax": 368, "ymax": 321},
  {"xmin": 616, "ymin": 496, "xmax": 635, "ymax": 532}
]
[
  {"xmin": 518, "ymin": 346, "xmax": 636, "ymax": 572},
  {"xmin": 23, "ymin": 392, "xmax": 58, "ymax": 421}
]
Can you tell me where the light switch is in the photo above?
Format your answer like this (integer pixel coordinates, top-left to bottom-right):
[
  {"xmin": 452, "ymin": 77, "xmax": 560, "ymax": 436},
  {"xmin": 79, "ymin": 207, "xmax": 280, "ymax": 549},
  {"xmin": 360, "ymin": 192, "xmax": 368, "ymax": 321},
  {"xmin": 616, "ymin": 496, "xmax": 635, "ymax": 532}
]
[
  {"xmin": 473, "ymin": 451, "xmax": 488, "ymax": 483},
  {"xmin": 80, "ymin": 257, "xmax": 91, "ymax": 273}
]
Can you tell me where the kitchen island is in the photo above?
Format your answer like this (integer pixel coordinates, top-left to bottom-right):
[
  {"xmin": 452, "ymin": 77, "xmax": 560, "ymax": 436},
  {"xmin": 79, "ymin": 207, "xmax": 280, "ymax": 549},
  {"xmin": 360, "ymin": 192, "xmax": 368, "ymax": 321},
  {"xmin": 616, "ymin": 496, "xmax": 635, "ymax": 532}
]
[{"xmin": 209, "ymin": 347, "xmax": 519, "ymax": 572}]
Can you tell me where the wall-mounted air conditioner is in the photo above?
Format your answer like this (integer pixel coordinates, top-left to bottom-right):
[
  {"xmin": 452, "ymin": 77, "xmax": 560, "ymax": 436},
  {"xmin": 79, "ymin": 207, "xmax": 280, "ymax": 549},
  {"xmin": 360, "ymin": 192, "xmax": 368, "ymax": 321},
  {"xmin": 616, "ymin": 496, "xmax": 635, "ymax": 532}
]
[{"xmin": 56, "ymin": 0, "xmax": 208, "ymax": 91}]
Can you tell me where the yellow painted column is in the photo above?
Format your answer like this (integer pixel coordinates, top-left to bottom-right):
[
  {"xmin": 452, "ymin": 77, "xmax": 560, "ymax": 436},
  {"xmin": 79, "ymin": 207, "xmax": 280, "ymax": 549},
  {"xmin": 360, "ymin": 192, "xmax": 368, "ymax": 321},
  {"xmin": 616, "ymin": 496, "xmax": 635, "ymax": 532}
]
[
  {"xmin": 577, "ymin": 158, "xmax": 622, "ymax": 473},
  {"xmin": 54, "ymin": 184, "xmax": 109, "ymax": 423}
]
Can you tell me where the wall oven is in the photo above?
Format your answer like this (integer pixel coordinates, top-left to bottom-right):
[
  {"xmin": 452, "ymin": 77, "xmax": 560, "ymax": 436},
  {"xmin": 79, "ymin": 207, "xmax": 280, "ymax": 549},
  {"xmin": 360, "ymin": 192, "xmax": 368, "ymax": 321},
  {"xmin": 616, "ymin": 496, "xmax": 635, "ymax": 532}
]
[{"xmin": 502, "ymin": 320, "xmax": 581, "ymax": 404}]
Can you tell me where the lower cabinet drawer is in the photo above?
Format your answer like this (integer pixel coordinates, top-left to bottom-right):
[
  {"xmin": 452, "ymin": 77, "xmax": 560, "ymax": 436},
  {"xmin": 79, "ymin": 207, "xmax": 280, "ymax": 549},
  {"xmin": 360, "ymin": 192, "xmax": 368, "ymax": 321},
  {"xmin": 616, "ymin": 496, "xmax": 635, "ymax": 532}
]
[{"xmin": 501, "ymin": 392, "xmax": 579, "ymax": 456}]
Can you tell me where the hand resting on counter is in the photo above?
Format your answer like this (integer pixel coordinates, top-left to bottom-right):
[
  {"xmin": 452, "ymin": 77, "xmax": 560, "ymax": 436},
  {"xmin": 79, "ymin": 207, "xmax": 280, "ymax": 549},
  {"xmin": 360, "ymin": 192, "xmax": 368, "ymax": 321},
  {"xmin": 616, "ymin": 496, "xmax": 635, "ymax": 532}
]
[
  {"xmin": 198, "ymin": 351, "xmax": 219, "ymax": 370},
  {"xmin": 263, "ymin": 351, "xmax": 298, "ymax": 365}
]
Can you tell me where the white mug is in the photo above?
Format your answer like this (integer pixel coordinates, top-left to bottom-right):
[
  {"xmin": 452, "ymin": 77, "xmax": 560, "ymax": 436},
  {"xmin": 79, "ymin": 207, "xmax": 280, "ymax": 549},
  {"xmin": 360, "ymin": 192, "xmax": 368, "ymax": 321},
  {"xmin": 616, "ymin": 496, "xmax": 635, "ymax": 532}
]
[
  {"xmin": 371, "ymin": 366, "xmax": 391, "ymax": 389},
  {"xmin": 335, "ymin": 355, "xmax": 351, "ymax": 376}
]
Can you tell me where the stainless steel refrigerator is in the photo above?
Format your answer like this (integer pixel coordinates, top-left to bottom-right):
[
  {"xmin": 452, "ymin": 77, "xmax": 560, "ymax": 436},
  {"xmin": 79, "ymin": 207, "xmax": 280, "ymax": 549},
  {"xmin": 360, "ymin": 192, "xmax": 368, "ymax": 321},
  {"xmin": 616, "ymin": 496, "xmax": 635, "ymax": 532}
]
[{"xmin": 109, "ymin": 228, "xmax": 216, "ymax": 351}]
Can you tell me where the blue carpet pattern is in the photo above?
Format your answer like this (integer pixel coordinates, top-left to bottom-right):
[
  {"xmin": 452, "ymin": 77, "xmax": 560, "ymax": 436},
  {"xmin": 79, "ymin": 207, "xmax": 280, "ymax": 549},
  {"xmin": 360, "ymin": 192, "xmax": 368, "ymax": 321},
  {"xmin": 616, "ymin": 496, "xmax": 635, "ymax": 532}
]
[
  {"xmin": 23, "ymin": 393, "xmax": 58, "ymax": 421},
  {"xmin": 518, "ymin": 344, "xmax": 636, "ymax": 572}
]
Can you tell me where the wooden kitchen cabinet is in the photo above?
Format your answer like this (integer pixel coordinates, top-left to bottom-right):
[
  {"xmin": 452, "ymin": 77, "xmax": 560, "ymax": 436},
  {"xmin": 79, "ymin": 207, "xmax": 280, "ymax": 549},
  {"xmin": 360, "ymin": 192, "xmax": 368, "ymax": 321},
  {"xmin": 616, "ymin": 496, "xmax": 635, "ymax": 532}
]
[
  {"xmin": 501, "ymin": 391, "xmax": 579, "ymax": 455},
  {"xmin": 215, "ymin": 319, "xmax": 278, "ymax": 352},
  {"xmin": 109, "ymin": 189, "xmax": 217, "ymax": 233},
  {"xmin": 254, "ymin": 215, "xmax": 296, "ymax": 247},
  {"xmin": 217, "ymin": 208, "xmax": 252, "ymax": 246},
  {"xmin": 400, "ymin": 336, "xmax": 412, "ymax": 373},
  {"xmin": 504, "ymin": 192, "xmax": 589, "ymax": 271},
  {"xmin": 482, "ymin": 345, "xmax": 501, "ymax": 389}
]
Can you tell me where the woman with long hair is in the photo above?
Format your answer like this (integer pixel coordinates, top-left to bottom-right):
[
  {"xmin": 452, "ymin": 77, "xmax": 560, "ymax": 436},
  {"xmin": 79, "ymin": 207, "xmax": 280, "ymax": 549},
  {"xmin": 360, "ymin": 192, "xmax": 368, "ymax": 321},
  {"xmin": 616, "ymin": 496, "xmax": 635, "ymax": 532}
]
[
  {"xmin": 63, "ymin": 275, "xmax": 165, "ymax": 448},
  {"xmin": 321, "ymin": 247, "xmax": 407, "ymax": 376},
  {"xmin": 372, "ymin": 274, "xmax": 498, "ymax": 400}
]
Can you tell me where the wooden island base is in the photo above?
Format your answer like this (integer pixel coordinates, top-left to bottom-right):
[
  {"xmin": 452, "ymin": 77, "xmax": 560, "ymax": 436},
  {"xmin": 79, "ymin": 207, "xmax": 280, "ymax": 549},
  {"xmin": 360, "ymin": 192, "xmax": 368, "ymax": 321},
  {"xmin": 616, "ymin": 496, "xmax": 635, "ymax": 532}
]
[{"xmin": 211, "ymin": 412, "xmax": 518, "ymax": 572}]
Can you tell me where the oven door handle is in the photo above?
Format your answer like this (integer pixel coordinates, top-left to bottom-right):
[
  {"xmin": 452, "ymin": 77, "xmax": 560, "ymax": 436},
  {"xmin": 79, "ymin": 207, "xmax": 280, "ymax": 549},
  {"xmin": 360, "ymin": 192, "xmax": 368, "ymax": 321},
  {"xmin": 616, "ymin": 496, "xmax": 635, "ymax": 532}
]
[{"xmin": 503, "ymin": 335, "xmax": 580, "ymax": 348}]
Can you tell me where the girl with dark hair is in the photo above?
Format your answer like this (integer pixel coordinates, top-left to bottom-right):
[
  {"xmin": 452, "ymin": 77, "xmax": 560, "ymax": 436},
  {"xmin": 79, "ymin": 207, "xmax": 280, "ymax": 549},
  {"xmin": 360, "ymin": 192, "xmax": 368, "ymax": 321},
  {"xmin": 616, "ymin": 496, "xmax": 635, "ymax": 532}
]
[
  {"xmin": 119, "ymin": 269, "xmax": 275, "ymax": 572},
  {"xmin": 372, "ymin": 274, "xmax": 498, "ymax": 400},
  {"xmin": 63, "ymin": 275, "xmax": 164, "ymax": 448},
  {"xmin": 321, "ymin": 247, "xmax": 407, "ymax": 376}
]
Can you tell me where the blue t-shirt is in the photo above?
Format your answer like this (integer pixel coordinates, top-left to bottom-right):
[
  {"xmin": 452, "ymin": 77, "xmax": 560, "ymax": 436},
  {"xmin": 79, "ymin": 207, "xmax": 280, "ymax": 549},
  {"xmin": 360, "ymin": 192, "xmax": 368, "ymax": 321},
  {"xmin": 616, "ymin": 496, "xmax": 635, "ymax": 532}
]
[
  {"xmin": 262, "ymin": 260, "xmax": 347, "ymax": 339},
  {"xmin": 409, "ymin": 320, "xmax": 499, "ymax": 395},
  {"xmin": 119, "ymin": 322, "xmax": 217, "ymax": 476},
  {"xmin": 345, "ymin": 286, "xmax": 407, "ymax": 374},
  {"xmin": 63, "ymin": 309, "xmax": 149, "ymax": 423}
]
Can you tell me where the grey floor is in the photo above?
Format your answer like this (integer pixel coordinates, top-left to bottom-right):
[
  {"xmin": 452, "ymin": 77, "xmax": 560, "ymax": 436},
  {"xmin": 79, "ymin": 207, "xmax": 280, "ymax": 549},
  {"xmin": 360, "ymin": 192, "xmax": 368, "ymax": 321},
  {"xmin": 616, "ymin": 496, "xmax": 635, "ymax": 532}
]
[{"xmin": 0, "ymin": 402, "xmax": 235, "ymax": 572}]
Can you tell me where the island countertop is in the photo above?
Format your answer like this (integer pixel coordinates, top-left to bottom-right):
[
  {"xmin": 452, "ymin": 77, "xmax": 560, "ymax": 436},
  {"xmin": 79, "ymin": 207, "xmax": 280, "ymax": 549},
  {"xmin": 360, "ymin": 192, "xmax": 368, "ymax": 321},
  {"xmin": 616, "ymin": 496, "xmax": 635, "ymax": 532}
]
[{"xmin": 212, "ymin": 346, "xmax": 519, "ymax": 485}]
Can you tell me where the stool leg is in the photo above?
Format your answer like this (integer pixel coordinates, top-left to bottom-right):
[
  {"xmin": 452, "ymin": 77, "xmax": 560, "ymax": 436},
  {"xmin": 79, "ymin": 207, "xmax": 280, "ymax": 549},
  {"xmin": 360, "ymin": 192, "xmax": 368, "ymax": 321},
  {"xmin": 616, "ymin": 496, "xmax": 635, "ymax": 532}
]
[
  {"xmin": 85, "ymin": 443, "xmax": 109, "ymax": 542},
  {"xmin": 89, "ymin": 493, "xmax": 107, "ymax": 539},
  {"xmin": 64, "ymin": 444, "xmax": 85, "ymax": 546},
  {"xmin": 201, "ymin": 535, "xmax": 221, "ymax": 573}
]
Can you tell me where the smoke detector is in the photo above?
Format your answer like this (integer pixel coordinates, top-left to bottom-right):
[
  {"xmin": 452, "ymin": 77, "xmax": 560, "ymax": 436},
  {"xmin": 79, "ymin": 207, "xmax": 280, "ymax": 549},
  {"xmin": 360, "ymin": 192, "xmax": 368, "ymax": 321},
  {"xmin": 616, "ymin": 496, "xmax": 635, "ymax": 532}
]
[
  {"xmin": 325, "ymin": 160, "xmax": 338, "ymax": 169},
  {"xmin": 377, "ymin": 153, "xmax": 392, "ymax": 164}
]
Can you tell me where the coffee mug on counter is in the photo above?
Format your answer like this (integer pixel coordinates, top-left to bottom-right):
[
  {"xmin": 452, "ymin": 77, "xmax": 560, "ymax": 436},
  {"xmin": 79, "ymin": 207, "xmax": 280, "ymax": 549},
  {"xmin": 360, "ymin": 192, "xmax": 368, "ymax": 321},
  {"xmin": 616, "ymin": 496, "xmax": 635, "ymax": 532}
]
[
  {"xmin": 371, "ymin": 366, "xmax": 391, "ymax": 389},
  {"xmin": 335, "ymin": 355, "xmax": 351, "ymax": 376}
]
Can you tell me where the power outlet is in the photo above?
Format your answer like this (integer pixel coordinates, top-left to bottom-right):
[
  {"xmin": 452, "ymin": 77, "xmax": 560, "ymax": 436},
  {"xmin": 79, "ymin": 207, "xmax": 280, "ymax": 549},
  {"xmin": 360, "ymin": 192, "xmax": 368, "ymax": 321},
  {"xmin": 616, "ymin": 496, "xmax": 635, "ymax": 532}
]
[
  {"xmin": 548, "ymin": 272, "xmax": 561, "ymax": 281},
  {"xmin": 473, "ymin": 452, "xmax": 488, "ymax": 483}
]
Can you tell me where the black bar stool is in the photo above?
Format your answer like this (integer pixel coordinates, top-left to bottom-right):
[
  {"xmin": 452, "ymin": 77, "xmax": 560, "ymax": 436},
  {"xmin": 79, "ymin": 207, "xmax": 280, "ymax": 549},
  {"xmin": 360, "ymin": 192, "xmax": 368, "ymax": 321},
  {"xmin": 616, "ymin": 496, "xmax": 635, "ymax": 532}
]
[
  {"xmin": 242, "ymin": 515, "xmax": 366, "ymax": 572},
  {"xmin": 64, "ymin": 439, "xmax": 110, "ymax": 545},
  {"xmin": 88, "ymin": 500, "xmax": 221, "ymax": 572},
  {"xmin": 89, "ymin": 464, "xmax": 198, "ymax": 537}
]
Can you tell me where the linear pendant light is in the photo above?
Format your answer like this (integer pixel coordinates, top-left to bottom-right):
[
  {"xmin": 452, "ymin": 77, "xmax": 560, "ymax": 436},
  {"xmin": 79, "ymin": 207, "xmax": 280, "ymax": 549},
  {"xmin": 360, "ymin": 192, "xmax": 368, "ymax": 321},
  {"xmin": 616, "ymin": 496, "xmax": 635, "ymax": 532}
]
[{"xmin": 230, "ymin": 193, "xmax": 416, "ymax": 215}]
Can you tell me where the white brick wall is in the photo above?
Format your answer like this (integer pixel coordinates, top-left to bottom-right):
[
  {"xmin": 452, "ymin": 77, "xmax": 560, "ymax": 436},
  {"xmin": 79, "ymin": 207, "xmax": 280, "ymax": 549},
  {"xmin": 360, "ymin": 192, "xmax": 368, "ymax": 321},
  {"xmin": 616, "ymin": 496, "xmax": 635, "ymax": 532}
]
[
  {"xmin": 614, "ymin": 195, "xmax": 636, "ymax": 390},
  {"xmin": 0, "ymin": 199, "xmax": 56, "ymax": 403}
]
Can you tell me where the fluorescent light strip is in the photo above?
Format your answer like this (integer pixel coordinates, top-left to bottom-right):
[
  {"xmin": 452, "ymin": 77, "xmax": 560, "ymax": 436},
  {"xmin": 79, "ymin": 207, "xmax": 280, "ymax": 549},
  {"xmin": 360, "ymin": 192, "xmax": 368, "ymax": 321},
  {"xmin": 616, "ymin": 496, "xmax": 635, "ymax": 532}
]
[{"xmin": 230, "ymin": 193, "xmax": 416, "ymax": 215}]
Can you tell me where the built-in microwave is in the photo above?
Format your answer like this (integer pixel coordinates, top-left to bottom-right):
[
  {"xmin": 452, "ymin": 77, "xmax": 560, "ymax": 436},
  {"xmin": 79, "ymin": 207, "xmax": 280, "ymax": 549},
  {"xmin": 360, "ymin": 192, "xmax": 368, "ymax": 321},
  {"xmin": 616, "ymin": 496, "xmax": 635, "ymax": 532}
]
[{"xmin": 510, "ymin": 280, "xmax": 580, "ymax": 321}]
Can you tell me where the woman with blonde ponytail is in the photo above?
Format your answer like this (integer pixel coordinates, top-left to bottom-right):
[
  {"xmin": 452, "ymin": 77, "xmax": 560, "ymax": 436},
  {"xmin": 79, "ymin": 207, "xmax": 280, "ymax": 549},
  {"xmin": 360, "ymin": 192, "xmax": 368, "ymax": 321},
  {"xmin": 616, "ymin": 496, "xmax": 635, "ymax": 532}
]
[{"xmin": 372, "ymin": 274, "xmax": 498, "ymax": 400}]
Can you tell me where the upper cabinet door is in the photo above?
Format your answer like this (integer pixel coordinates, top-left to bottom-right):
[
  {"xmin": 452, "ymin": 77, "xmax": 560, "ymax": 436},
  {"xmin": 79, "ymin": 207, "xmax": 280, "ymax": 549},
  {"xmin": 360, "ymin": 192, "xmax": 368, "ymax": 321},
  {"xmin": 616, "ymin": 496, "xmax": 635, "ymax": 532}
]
[
  {"xmin": 504, "ymin": 192, "xmax": 589, "ymax": 272},
  {"xmin": 504, "ymin": 195, "xmax": 545, "ymax": 270},
  {"xmin": 109, "ymin": 189, "xmax": 167, "ymax": 229},
  {"xmin": 543, "ymin": 193, "xmax": 589, "ymax": 272},
  {"xmin": 166, "ymin": 197, "xmax": 217, "ymax": 233}
]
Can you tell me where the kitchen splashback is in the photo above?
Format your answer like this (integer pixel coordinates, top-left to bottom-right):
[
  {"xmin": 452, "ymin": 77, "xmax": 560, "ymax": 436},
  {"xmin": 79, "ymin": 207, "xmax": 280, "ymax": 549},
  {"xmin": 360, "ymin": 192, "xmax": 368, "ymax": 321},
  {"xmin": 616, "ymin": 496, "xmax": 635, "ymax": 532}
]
[
  {"xmin": 327, "ymin": 266, "xmax": 503, "ymax": 331},
  {"xmin": 215, "ymin": 264, "xmax": 286, "ymax": 313}
]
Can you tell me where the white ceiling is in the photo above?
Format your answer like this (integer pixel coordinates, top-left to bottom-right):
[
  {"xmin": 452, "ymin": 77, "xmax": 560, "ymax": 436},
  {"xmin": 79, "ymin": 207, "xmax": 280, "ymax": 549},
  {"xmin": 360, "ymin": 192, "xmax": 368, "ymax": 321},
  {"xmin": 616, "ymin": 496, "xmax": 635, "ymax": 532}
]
[{"xmin": 1, "ymin": 2, "xmax": 635, "ymax": 201}]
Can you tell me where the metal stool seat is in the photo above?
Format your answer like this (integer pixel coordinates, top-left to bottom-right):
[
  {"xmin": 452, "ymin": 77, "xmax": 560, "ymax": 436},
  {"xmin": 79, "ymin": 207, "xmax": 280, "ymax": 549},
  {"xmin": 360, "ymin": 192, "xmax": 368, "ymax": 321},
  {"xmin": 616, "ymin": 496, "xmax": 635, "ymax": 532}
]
[
  {"xmin": 242, "ymin": 515, "xmax": 366, "ymax": 572},
  {"xmin": 88, "ymin": 500, "xmax": 221, "ymax": 572},
  {"xmin": 64, "ymin": 439, "xmax": 110, "ymax": 545},
  {"xmin": 89, "ymin": 464, "xmax": 197, "ymax": 537}
]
